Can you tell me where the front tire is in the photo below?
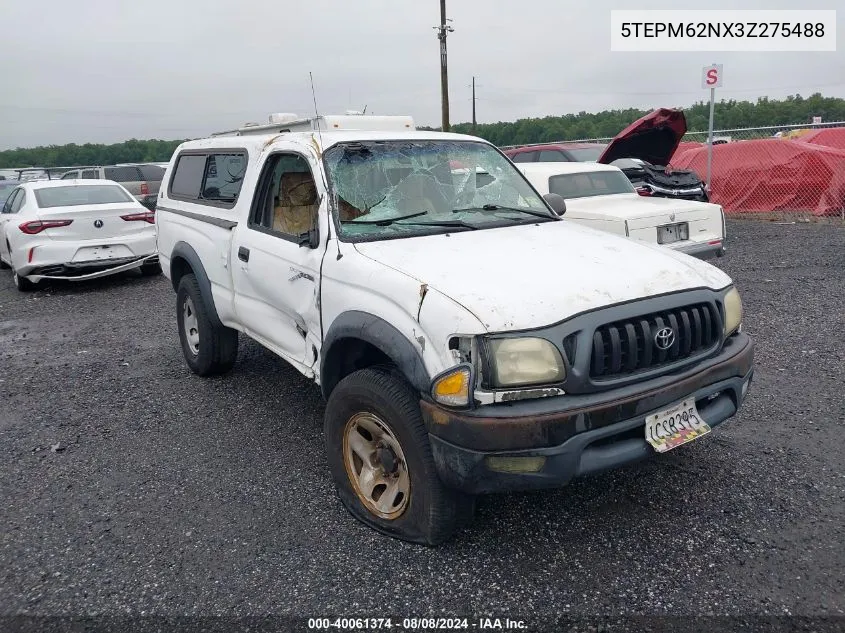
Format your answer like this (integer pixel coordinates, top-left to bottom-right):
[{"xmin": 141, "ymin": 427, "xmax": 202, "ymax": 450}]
[
  {"xmin": 176, "ymin": 274, "xmax": 238, "ymax": 376},
  {"xmin": 324, "ymin": 367, "xmax": 475, "ymax": 545},
  {"xmin": 13, "ymin": 270, "xmax": 36, "ymax": 292}
]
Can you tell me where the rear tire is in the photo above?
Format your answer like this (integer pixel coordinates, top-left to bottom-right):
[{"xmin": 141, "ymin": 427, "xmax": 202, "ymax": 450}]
[
  {"xmin": 13, "ymin": 270, "xmax": 36, "ymax": 292},
  {"xmin": 324, "ymin": 366, "xmax": 475, "ymax": 545},
  {"xmin": 176, "ymin": 274, "xmax": 238, "ymax": 376},
  {"xmin": 1, "ymin": 242, "xmax": 11, "ymax": 269}
]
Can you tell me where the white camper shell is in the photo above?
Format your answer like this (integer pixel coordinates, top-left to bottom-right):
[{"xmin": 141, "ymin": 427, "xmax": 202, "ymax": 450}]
[{"xmin": 211, "ymin": 112, "xmax": 416, "ymax": 137}]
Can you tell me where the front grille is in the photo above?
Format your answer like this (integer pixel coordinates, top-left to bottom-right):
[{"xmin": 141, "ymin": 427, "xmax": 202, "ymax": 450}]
[{"xmin": 588, "ymin": 303, "xmax": 720, "ymax": 379}]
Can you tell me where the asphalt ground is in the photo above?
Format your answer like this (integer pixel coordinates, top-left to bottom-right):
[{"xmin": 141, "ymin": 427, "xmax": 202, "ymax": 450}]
[{"xmin": 0, "ymin": 220, "xmax": 843, "ymax": 632}]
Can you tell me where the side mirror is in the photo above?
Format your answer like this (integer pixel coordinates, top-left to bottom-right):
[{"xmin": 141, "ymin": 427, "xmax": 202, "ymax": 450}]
[
  {"xmin": 298, "ymin": 227, "xmax": 319, "ymax": 249},
  {"xmin": 543, "ymin": 193, "xmax": 567, "ymax": 216}
]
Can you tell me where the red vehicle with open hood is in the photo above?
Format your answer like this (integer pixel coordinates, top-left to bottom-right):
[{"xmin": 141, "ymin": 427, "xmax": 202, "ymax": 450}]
[{"xmin": 597, "ymin": 109, "xmax": 709, "ymax": 202}]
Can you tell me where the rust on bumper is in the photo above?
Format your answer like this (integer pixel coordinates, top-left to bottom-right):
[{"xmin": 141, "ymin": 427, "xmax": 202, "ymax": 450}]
[{"xmin": 421, "ymin": 333, "xmax": 754, "ymax": 452}]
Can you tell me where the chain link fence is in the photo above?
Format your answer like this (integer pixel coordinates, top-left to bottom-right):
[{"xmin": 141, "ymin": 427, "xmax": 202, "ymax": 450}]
[{"xmin": 503, "ymin": 121, "xmax": 845, "ymax": 222}]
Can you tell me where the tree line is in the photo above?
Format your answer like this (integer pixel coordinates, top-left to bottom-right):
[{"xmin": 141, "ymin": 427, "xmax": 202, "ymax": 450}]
[
  {"xmin": 439, "ymin": 93, "xmax": 845, "ymax": 146},
  {"xmin": 1, "ymin": 93, "xmax": 843, "ymax": 168}
]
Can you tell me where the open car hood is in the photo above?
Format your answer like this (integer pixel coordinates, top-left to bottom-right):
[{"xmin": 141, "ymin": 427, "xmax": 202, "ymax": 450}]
[{"xmin": 598, "ymin": 108, "xmax": 687, "ymax": 166}]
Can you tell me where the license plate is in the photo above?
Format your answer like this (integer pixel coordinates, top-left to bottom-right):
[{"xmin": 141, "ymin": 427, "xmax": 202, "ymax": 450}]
[
  {"xmin": 645, "ymin": 397, "xmax": 710, "ymax": 453},
  {"xmin": 657, "ymin": 222, "xmax": 689, "ymax": 244},
  {"xmin": 73, "ymin": 245, "xmax": 133, "ymax": 262}
]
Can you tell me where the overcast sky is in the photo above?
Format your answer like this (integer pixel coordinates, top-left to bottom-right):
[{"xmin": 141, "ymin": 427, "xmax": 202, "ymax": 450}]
[{"xmin": 1, "ymin": 0, "xmax": 842, "ymax": 150}]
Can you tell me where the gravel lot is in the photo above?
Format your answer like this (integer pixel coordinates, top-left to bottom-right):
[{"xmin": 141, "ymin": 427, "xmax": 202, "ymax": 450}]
[{"xmin": 1, "ymin": 221, "xmax": 843, "ymax": 629}]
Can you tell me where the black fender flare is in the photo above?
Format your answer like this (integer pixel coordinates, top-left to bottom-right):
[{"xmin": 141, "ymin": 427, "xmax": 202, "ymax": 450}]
[
  {"xmin": 169, "ymin": 241, "xmax": 224, "ymax": 328},
  {"xmin": 320, "ymin": 311, "xmax": 431, "ymax": 399}
]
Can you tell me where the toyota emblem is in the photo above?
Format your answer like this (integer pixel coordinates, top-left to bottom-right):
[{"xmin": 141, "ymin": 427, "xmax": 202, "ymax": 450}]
[
  {"xmin": 93, "ymin": 219, "xmax": 104, "ymax": 228},
  {"xmin": 654, "ymin": 327, "xmax": 675, "ymax": 350}
]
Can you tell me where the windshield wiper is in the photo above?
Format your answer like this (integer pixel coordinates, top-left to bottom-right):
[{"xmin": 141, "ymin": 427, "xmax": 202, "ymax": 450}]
[
  {"xmin": 394, "ymin": 219, "xmax": 478, "ymax": 231},
  {"xmin": 453, "ymin": 204, "xmax": 555, "ymax": 220},
  {"xmin": 340, "ymin": 211, "xmax": 428, "ymax": 226}
]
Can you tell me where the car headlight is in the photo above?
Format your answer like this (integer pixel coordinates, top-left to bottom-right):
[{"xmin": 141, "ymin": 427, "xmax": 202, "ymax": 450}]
[
  {"xmin": 488, "ymin": 337, "xmax": 566, "ymax": 387},
  {"xmin": 723, "ymin": 286, "xmax": 743, "ymax": 336}
]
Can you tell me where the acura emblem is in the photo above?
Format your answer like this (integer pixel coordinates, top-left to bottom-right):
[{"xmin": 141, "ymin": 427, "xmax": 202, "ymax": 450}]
[
  {"xmin": 93, "ymin": 219, "xmax": 104, "ymax": 228},
  {"xmin": 669, "ymin": 212, "xmax": 676, "ymax": 221},
  {"xmin": 654, "ymin": 327, "xmax": 675, "ymax": 350}
]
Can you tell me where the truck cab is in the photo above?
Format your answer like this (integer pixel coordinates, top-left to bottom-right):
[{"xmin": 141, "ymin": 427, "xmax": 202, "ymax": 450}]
[{"xmin": 155, "ymin": 113, "xmax": 754, "ymax": 545}]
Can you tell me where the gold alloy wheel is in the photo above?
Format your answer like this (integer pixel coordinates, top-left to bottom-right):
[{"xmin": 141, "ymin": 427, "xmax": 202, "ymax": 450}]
[{"xmin": 342, "ymin": 412, "xmax": 411, "ymax": 520}]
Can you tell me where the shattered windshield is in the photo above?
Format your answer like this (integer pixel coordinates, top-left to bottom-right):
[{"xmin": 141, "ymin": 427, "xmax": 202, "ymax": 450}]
[{"xmin": 323, "ymin": 140, "xmax": 554, "ymax": 240}]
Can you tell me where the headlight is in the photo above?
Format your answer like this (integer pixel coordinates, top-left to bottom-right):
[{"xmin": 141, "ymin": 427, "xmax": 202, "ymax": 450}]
[
  {"xmin": 488, "ymin": 337, "xmax": 565, "ymax": 387},
  {"xmin": 723, "ymin": 286, "xmax": 743, "ymax": 336}
]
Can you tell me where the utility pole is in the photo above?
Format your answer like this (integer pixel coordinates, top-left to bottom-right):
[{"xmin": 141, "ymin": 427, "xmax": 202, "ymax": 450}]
[
  {"xmin": 471, "ymin": 76, "xmax": 476, "ymax": 135},
  {"xmin": 434, "ymin": 0, "xmax": 454, "ymax": 132}
]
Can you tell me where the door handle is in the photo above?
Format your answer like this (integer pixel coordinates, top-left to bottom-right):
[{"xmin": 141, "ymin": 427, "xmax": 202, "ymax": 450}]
[{"xmin": 237, "ymin": 246, "xmax": 250, "ymax": 262}]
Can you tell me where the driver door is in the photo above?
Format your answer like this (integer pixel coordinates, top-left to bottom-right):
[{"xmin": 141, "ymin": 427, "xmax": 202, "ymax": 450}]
[{"xmin": 230, "ymin": 149, "xmax": 325, "ymax": 369}]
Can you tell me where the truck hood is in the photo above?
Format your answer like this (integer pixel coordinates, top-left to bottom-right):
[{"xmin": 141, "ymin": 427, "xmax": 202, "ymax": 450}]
[
  {"xmin": 353, "ymin": 220, "xmax": 731, "ymax": 332},
  {"xmin": 598, "ymin": 108, "xmax": 686, "ymax": 166}
]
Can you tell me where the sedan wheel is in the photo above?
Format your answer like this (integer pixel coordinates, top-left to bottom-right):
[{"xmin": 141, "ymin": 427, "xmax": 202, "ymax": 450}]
[{"xmin": 13, "ymin": 270, "xmax": 36, "ymax": 292}]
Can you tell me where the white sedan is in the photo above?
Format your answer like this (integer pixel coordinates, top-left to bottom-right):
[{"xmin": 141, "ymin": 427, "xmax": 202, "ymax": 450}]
[
  {"xmin": 0, "ymin": 179, "xmax": 159, "ymax": 291},
  {"xmin": 519, "ymin": 162, "xmax": 726, "ymax": 259}
]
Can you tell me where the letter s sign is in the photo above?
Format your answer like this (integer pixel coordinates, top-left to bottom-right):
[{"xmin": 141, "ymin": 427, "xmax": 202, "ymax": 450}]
[{"xmin": 701, "ymin": 64, "xmax": 723, "ymax": 89}]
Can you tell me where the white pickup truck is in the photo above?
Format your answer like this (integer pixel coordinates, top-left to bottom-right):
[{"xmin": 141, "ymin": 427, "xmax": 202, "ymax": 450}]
[{"xmin": 155, "ymin": 114, "xmax": 754, "ymax": 545}]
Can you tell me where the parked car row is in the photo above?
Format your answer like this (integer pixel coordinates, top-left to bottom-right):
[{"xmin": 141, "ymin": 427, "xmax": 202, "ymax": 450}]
[
  {"xmin": 59, "ymin": 163, "xmax": 165, "ymax": 210},
  {"xmin": 0, "ymin": 163, "xmax": 167, "ymax": 210}
]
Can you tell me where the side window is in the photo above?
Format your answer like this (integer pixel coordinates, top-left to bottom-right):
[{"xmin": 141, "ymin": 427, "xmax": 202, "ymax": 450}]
[
  {"xmin": 539, "ymin": 150, "xmax": 567, "ymax": 162},
  {"xmin": 60, "ymin": 171, "xmax": 78, "ymax": 180},
  {"xmin": 169, "ymin": 152, "xmax": 247, "ymax": 208},
  {"xmin": 2, "ymin": 190, "xmax": 20, "ymax": 213},
  {"xmin": 138, "ymin": 164, "xmax": 166, "ymax": 182},
  {"xmin": 511, "ymin": 151, "xmax": 536, "ymax": 163},
  {"xmin": 169, "ymin": 155, "xmax": 207, "ymax": 199},
  {"xmin": 11, "ymin": 190, "xmax": 25, "ymax": 213},
  {"xmin": 201, "ymin": 154, "xmax": 246, "ymax": 203},
  {"xmin": 104, "ymin": 166, "xmax": 142, "ymax": 182},
  {"xmin": 250, "ymin": 153, "xmax": 319, "ymax": 240},
  {"xmin": 81, "ymin": 169, "xmax": 98, "ymax": 179}
]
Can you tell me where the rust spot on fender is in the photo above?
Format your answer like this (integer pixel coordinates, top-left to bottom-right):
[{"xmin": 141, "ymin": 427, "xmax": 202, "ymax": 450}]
[{"xmin": 428, "ymin": 407, "xmax": 451, "ymax": 426}]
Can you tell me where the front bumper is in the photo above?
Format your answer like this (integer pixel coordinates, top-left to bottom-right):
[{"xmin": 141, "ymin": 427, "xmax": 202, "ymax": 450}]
[
  {"xmin": 422, "ymin": 333, "xmax": 754, "ymax": 494},
  {"xmin": 674, "ymin": 240, "xmax": 725, "ymax": 260}
]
